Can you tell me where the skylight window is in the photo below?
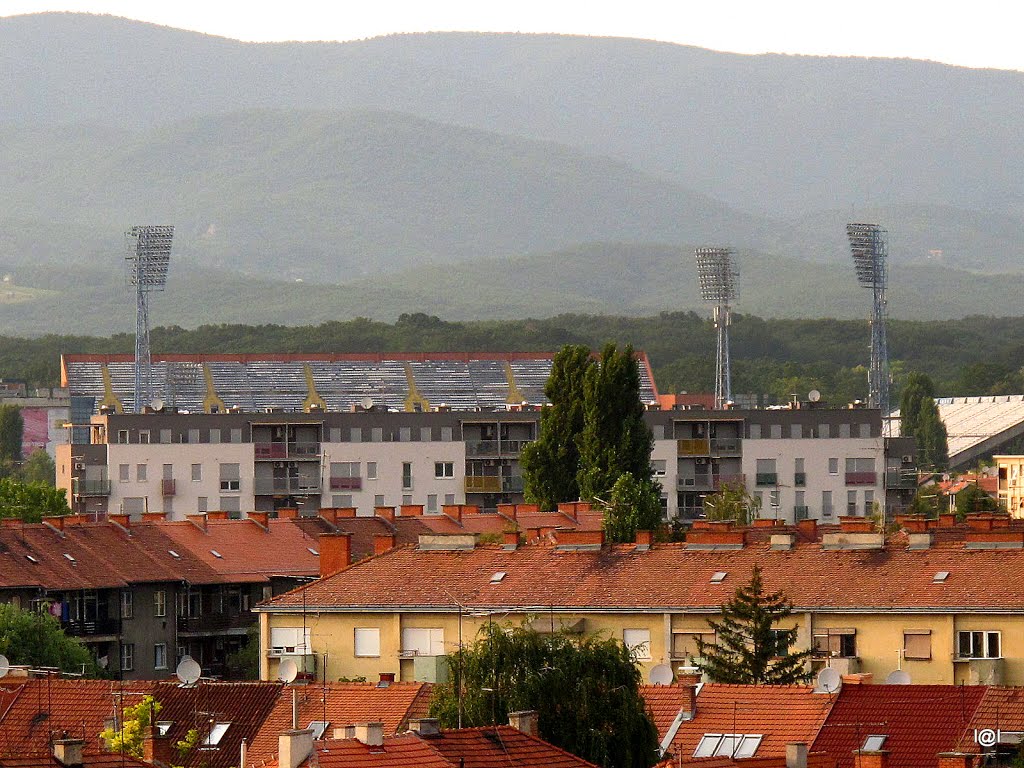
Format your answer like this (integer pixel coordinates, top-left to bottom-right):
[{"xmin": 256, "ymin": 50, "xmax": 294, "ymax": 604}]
[
  {"xmin": 157, "ymin": 722, "xmax": 173, "ymax": 737},
  {"xmin": 710, "ymin": 571, "xmax": 727, "ymax": 584},
  {"xmin": 307, "ymin": 547, "xmax": 319, "ymax": 556},
  {"xmin": 63, "ymin": 553, "xmax": 76, "ymax": 563},
  {"xmin": 694, "ymin": 734, "xmax": 763, "ymax": 759},
  {"xmin": 933, "ymin": 571, "xmax": 950, "ymax": 583},
  {"xmin": 203, "ymin": 722, "xmax": 230, "ymax": 747},
  {"xmin": 25, "ymin": 555, "xmax": 38, "ymax": 563},
  {"xmin": 307, "ymin": 721, "xmax": 330, "ymax": 739},
  {"xmin": 862, "ymin": 735, "xmax": 888, "ymax": 751},
  {"xmin": 490, "ymin": 571, "xmax": 507, "ymax": 584},
  {"xmin": 168, "ymin": 550, "xmax": 181, "ymax": 559},
  {"xmin": 210, "ymin": 549, "xmax": 223, "ymax": 559}
]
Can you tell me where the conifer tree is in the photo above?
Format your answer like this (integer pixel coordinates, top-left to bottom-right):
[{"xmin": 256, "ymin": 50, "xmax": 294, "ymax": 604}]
[{"xmin": 696, "ymin": 565, "xmax": 812, "ymax": 684}]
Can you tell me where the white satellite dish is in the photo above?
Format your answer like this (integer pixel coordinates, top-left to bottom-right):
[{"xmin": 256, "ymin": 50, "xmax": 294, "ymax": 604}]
[
  {"xmin": 0, "ymin": 654, "xmax": 9, "ymax": 677},
  {"xmin": 648, "ymin": 663, "xmax": 674, "ymax": 685},
  {"xmin": 175, "ymin": 656, "xmax": 202, "ymax": 685},
  {"xmin": 278, "ymin": 658, "xmax": 298, "ymax": 684},
  {"xmin": 814, "ymin": 666, "xmax": 843, "ymax": 694},
  {"xmin": 808, "ymin": 389, "xmax": 821, "ymax": 403},
  {"xmin": 361, "ymin": 396, "xmax": 374, "ymax": 411},
  {"xmin": 885, "ymin": 669, "xmax": 912, "ymax": 685},
  {"xmin": 150, "ymin": 397, "xmax": 164, "ymax": 411}
]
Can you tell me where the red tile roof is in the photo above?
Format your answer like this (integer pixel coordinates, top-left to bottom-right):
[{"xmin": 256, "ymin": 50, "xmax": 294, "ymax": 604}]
[
  {"xmin": 641, "ymin": 684, "xmax": 697, "ymax": 741},
  {"xmin": 666, "ymin": 685, "xmax": 835, "ymax": 761},
  {"xmin": 812, "ymin": 685, "xmax": 988, "ymax": 768},
  {"xmin": 259, "ymin": 538, "xmax": 1024, "ymax": 614},
  {"xmin": 956, "ymin": 686, "xmax": 1024, "ymax": 753},
  {"xmin": 0, "ymin": 753, "xmax": 156, "ymax": 768},
  {"xmin": 245, "ymin": 682, "xmax": 432, "ymax": 767}
]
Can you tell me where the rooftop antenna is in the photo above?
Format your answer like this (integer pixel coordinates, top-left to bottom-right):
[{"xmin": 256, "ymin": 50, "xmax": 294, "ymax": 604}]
[
  {"xmin": 814, "ymin": 666, "xmax": 843, "ymax": 695},
  {"xmin": 695, "ymin": 247, "xmax": 739, "ymax": 410},
  {"xmin": 125, "ymin": 225, "xmax": 173, "ymax": 413},
  {"xmin": 648, "ymin": 663, "xmax": 674, "ymax": 685},
  {"xmin": 175, "ymin": 656, "xmax": 201, "ymax": 686},
  {"xmin": 846, "ymin": 223, "xmax": 889, "ymax": 415}
]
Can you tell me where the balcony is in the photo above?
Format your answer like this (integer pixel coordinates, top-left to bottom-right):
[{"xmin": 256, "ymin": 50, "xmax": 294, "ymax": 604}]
[
  {"xmin": 73, "ymin": 479, "xmax": 111, "ymax": 497},
  {"xmin": 253, "ymin": 478, "xmax": 321, "ymax": 495},
  {"xmin": 710, "ymin": 437, "xmax": 742, "ymax": 454},
  {"xmin": 466, "ymin": 440, "xmax": 532, "ymax": 457},
  {"xmin": 678, "ymin": 506, "xmax": 705, "ymax": 521},
  {"xmin": 63, "ymin": 617, "xmax": 120, "ymax": 637},
  {"xmin": 465, "ymin": 476, "xmax": 502, "ymax": 494},
  {"xmin": 713, "ymin": 473, "xmax": 746, "ymax": 490},
  {"xmin": 161, "ymin": 479, "xmax": 176, "ymax": 496},
  {"xmin": 254, "ymin": 442, "xmax": 321, "ymax": 460},
  {"xmin": 755, "ymin": 473, "xmax": 778, "ymax": 486},
  {"xmin": 677, "ymin": 439, "xmax": 711, "ymax": 456},
  {"xmin": 845, "ymin": 472, "xmax": 878, "ymax": 486},
  {"xmin": 885, "ymin": 470, "xmax": 917, "ymax": 489},
  {"xmin": 794, "ymin": 505, "xmax": 810, "ymax": 521},
  {"xmin": 678, "ymin": 474, "xmax": 713, "ymax": 491},
  {"xmin": 329, "ymin": 476, "xmax": 362, "ymax": 491},
  {"xmin": 794, "ymin": 472, "xmax": 806, "ymax": 487},
  {"xmin": 178, "ymin": 611, "xmax": 253, "ymax": 634},
  {"xmin": 502, "ymin": 475, "xmax": 525, "ymax": 493}
]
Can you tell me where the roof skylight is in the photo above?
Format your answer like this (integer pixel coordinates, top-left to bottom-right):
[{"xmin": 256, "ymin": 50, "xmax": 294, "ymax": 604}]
[
  {"xmin": 490, "ymin": 571, "xmax": 507, "ymax": 584},
  {"xmin": 710, "ymin": 571, "xmax": 727, "ymax": 583}
]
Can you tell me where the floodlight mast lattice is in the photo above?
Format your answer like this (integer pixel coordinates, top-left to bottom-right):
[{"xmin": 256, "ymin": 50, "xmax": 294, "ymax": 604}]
[
  {"xmin": 846, "ymin": 223, "xmax": 889, "ymax": 415},
  {"xmin": 125, "ymin": 225, "xmax": 173, "ymax": 413},
  {"xmin": 694, "ymin": 247, "xmax": 739, "ymax": 409}
]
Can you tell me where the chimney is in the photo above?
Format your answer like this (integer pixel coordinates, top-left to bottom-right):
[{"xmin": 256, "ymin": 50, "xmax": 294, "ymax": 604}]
[
  {"xmin": 553, "ymin": 529, "xmax": 604, "ymax": 550},
  {"xmin": 279, "ymin": 729, "xmax": 315, "ymax": 768},
  {"xmin": 318, "ymin": 508, "xmax": 339, "ymax": 525},
  {"xmin": 400, "ymin": 504, "xmax": 424, "ymax": 517},
  {"xmin": 508, "ymin": 710, "xmax": 538, "ymax": 738},
  {"xmin": 207, "ymin": 510, "xmax": 229, "ymax": 521},
  {"xmin": 333, "ymin": 726, "xmax": 356, "ymax": 739},
  {"xmin": 938, "ymin": 513, "xmax": 957, "ymax": 529},
  {"xmin": 635, "ymin": 530, "xmax": 653, "ymax": 551},
  {"xmin": 907, "ymin": 532, "xmax": 933, "ymax": 550},
  {"xmin": 378, "ymin": 672, "xmax": 396, "ymax": 687},
  {"xmin": 354, "ymin": 723, "xmax": 384, "ymax": 747},
  {"xmin": 839, "ymin": 517, "xmax": 875, "ymax": 533},
  {"xmin": 375, "ymin": 506, "xmax": 396, "ymax": 523},
  {"xmin": 796, "ymin": 518, "xmax": 818, "ymax": 541},
  {"xmin": 277, "ymin": 508, "xmax": 299, "ymax": 520},
  {"xmin": 108, "ymin": 513, "xmax": 131, "ymax": 530},
  {"xmin": 938, "ymin": 754, "xmax": 979, "ymax": 768},
  {"xmin": 52, "ymin": 739, "xmax": 84, "ymax": 768},
  {"xmin": 442, "ymin": 505, "xmax": 463, "ymax": 524},
  {"xmin": 786, "ymin": 743, "xmax": 809, "ymax": 768},
  {"xmin": 335, "ymin": 507, "xmax": 358, "ymax": 519},
  {"xmin": 408, "ymin": 718, "xmax": 441, "ymax": 736},
  {"xmin": 516, "ymin": 503, "xmax": 540, "ymax": 515},
  {"xmin": 685, "ymin": 522, "xmax": 745, "ymax": 550},
  {"xmin": 752, "ymin": 518, "xmax": 779, "ymax": 529},
  {"xmin": 771, "ymin": 532, "xmax": 795, "ymax": 551},
  {"xmin": 319, "ymin": 532, "xmax": 352, "ymax": 576},
  {"xmin": 374, "ymin": 533, "xmax": 397, "ymax": 556},
  {"xmin": 248, "ymin": 511, "xmax": 270, "ymax": 530},
  {"xmin": 854, "ymin": 750, "xmax": 889, "ymax": 768},
  {"xmin": 503, "ymin": 530, "xmax": 521, "ymax": 550},
  {"xmin": 556, "ymin": 502, "xmax": 578, "ymax": 521},
  {"xmin": 43, "ymin": 516, "xmax": 65, "ymax": 532},
  {"xmin": 497, "ymin": 503, "xmax": 516, "ymax": 519}
]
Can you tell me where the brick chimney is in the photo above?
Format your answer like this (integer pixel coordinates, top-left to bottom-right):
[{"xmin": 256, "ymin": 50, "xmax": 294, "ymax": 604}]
[
  {"xmin": 516, "ymin": 503, "xmax": 540, "ymax": 514},
  {"xmin": 503, "ymin": 530, "xmax": 520, "ymax": 550},
  {"xmin": 938, "ymin": 754, "xmax": 979, "ymax": 768},
  {"xmin": 249, "ymin": 511, "xmax": 270, "ymax": 530},
  {"xmin": 497, "ymin": 503, "xmax": 516, "ymax": 519},
  {"xmin": 854, "ymin": 750, "xmax": 889, "ymax": 768},
  {"xmin": 442, "ymin": 504, "xmax": 463, "ymax": 524},
  {"xmin": 277, "ymin": 508, "xmax": 299, "ymax": 519},
  {"xmin": 52, "ymin": 739, "xmax": 84, "ymax": 768},
  {"xmin": 508, "ymin": 710, "xmax": 538, "ymax": 738},
  {"xmin": 635, "ymin": 530, "xmax": 653, "ymax": 551},
  {"xmin": 796, "ymin": 518, "xmax": 818, "ymax": 541},
  {"xmin": 142, "ymin": 724, "xmax": 172, "ymax": 765},
  {"xmin": 374, "ymin": 533, "xmax": 397, "ymax": 556},
  {"xmin": 375, "ymin": 506, "xmax": 396, "ymax": 523},
  {"xmin": 319, "ymin": 533, "xmax": 352, "ymax": 576},
  {"xmin": 108, "ymin": 513, "xmax": 131, "ymax": 530},
  {"xmin": 354, "ymin": 723, "xmax": 384, "ymax": 747},
  {"xmin": 400, "ymin": 504, "xmax": 424, "ymax": 517},
  {"xmin": 553, "ymin": 529, "xmax": 604, "ymax": 550},
  {"xmin": 786, "ymin": 743, "xmax": 808, "ymax": 768},
  {"xmin": 685, "ymin": 521, "xmax": 745, "ymax": 550},
  {"xmin": 279, "ymin": 729, "xmax": 314, "ymax": 768},
  {"xmin": 207, "ymin": 510, "xmax": 229, "ymax": 521},
  {"xmin": 556, "ymin": 502, "xmax": 578, "ymax": 521}
]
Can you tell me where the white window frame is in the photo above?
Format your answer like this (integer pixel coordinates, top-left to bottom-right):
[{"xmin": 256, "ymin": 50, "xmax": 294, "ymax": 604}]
[
  {"xmin": 121, "ymin": 643, "xmax": 134, "ymax": 671},
  {"xmin": 354, "ymin": 627, "xmax": 381, "ymax": 658},
  {"xmin": 154, "ymin": 590, "xmax": 166, "ymax": 618},
  {"xmin": 270, "ymin": 626, "xmax": 311, "ymax": 655},
  {"xmin": 154, "ymin": 643, "xmax": 168, "ymax": 670},
  {"xmin": 121, "ymin": 590, "xmax": 133, "ymax": 619},
  {"xmin": 401, "ymin": 627, "xmax": 444, "ymax": 657},
  {"xmin": 957, "ymin": 630, "xmax": 1001, "ymax": 660},
  {"xmin": 434, "ymin": 461, "xmax": 454, "ymax": 478},
  {"xmin": 623, "ymin": 628, "xmax": 651, "ymax": 661},
  {"xmin": 191, "ymin": 463, "xmax": 202, "ymax": 482},
  {"xmin": 694, "ymin": 734, "xmax": 763, "ymax": 759}
]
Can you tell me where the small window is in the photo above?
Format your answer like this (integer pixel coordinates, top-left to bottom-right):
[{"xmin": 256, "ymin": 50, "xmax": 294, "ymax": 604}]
[
  {"xmin": 374, "ymin": 494, "xmax": 385, "ymax": 507},
  {"xmin": 168, "ymin": 550, "xmax": 181, "ymax": 559},
  {"xmin": 749, "ymin": 424, "xmax": 761, "ymax": 439},
  {"xmin": 903, "ymin": 630, "xmax": 931, "ymax": 660},
  {"xmin": 350, "ymin": 427, "xmax": 363, "ymax": 443},
  {"xmin": 354, "ymin": 628, "xmax": 380, "ymax": 657},
  {"xmin": 401, "ymin": 627, "xmax": 444, "ymax": 656},
  {"xmin": 136, "ymin": 464, "xmax": 147, "ymax": 482},
  {"xmin": 121, "ymin": 590, "xmax": 134, "ymax": 619},
  {"xmin": 672, "ymin": 631, "xmax": 715, "ymax": 661},
  {"xmin": 307, "ymin": 721, "xmax": 330, "ymax": 740},
  {"xmin": 623, "ymin": 629, "xmax": 651, "ymax": 661},
  {"xmin": 839, "ymin": 423, "xmax": 851, "ymax": 439},
  {"xmin": 422, "ymin": 426, "xmax": 435, "ymax": 441},
  {"xmin": 440, "ymin": 426, "xmax": 453, "ymax": 441},
  {"xmin": 859, "ymin": 423, "xmax": 872, "ymax": 438},
  {"xmin": 191, "ymin": 463, "xmax": 202, "ymax": 482},
  {"xmin": 490, "ymin": 571, "xmax": 507, "ymax": 584},
  {"xmin": 118, "ymin": 430, "xmax": 129, "ymax": 444},
  {"xmin": 769, "ymin": 424, "xmax": 782, "ymax": 439},
  {"xmin": 694, "ymin": 734, "xmax": 763, "ymax": 759},
  {"xmin": 119, "ymin": 464, "xmax": 130, "ymax": 482},
  {"xmin": 402, "ymin": 494, "xmax": 413, "ymax": 505},
  {"xmin": 203, "ymin": 723, "xmax": 230, "ymax": 747},
  {"xmin": 828, "ymin": 458, "xmax": 839, "ymax": 475},
  {"xmin": 219, "ymin": 463, "xmax": 240, "ymax": 491},
  {"xmin": 444, "ymin": 493, "xmax": 455, "ymax": 505},
  {"xmin": 651, "ymin": 459, "xmax": 667, "ymax": 477},
  {"xmin": 957, "ymin": 630, "xmax": 1001, "ymax": 659},
  {"xmin": 307, "ymin": 547, "xmax": 319, "ymax": 556},
  {"xmin": 121, "ymin": 643, "xmax": 134, "ymax": 671},
  {"xmin": 435, "ymin": 461, "xmax": 454, "ymax": 478},
  {"xmin": 862, "ymin": 735, "xmax": 887, "ymax": 751},
  {"xmin": 367, "ymin": 462, "xmax": 378, "ymax": 480},
  {"xmin": 63, "ymin": 553, "xmax": 76, "ymax": 563},
  {"xmin": 933, "ymin": 571, "xmax": 950, "ymax": 583},
  {"xmin": 814, "ymin": 629, "xmax": 856, "ymax": 658},
  {"xmin": 427, "ymin": 494, "xmax": 437, "ymax": 512},
  {"xmin": 154, "ymin": 643, "xmax": 168, "ymax": 670},
  {"xmin": 231, "ymin": 428, "xmax": 242, "ymax": 444},
  {"xmin": 371, "ymin": 427, "xmax": 383, "ymax": 442},
  {"xmin": 211, "ymin": 549, "xmax": 223, "ymax": 559},
  {"xmin": 710, "ymin": 571, "xmax": 727, "ymax": 583},
  {"xmin": 154, "ymin": 590, "xmax": 167, "ymax": 617},
  {"xmin": 197, "ymin": 497, "xmax": 208, "ymax": 513},
  {"xmin": 399, "ymin": 427, "xmax": 412, "ymax": 442},
  {"xmin": 402, "ymin": 462, "xmax": 413, "ymax": 489},
  {"xmin": 138, "ymin": 430, "xmax": 150, "ymax": 444},
  {"xmin": 156, "ymin": 722, "xmax": 173, "ymax": 737}
]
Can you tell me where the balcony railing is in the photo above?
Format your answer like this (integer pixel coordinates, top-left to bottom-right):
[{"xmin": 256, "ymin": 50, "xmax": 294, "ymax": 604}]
[
  {"xmin": 254, "ymin": 442, "xmax": 321, "ymax": 460},
  {"xmin": 794, "ymin": 505, "xmax": 810, "ymax": 521},
  {"xmin": 885, "ymin": 470, "xmax": 917, "ymax": 489},
  {"xmin": 678, "ymin": 474, "xmax": 713, "ymax": 490},
  {"xmin": 710, "ymin": 437, "xmax": 742, "ymax": 454},
  {"xmin": 678, "ymin": 506, "xmax": 705, "ymax": 521},
  {"xmin": 677, "ymin": 438, "xmax": 711, "ymax": 456},
  {"xmin": 330, "ymin": 477, "xmax": 362, "ymax": 491},
  {"xmin": 465, "ymin": 439, "xmax": 533, "ymax": 456},
  {"xmin": 253, "ymin": 478, "xmax": 322, "ymax": 495},
  {"xmin": 714, "ymin": 473, "xmax": 746, "ymax": 490},
  {"xmin": 178, "ymin": 611, "xmax": 253, "ymax": 634},
  {"xmin": 465, "ymin": 476, "xmax": 502, "ymax": 494},
  {"xmin": 73, "ymin": 479, "xmax": 111, "ymax": 497},
  {"xmin": 845, "ymin": 472, "xmax": 878, "ymax": 486},
  {"xmin": 794, "ymin": 472, "xmax": 807, "ymax": 487},
  {"xmin": 63, "ymin": 618, "xmax": 120, "ymax": 637},
  {"xmin": 755, "ymin": 473, "xmax": 778, "ymax": 486},
  {"xmin": 161, "ymin": 479, "xmax": 176, "ymax": 496},
  {"xmin": 502, "ymin": 475, "xmax": 525, "ymax": 493}
]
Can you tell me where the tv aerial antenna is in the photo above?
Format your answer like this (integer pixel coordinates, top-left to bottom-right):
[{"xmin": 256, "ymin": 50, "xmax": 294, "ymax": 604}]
[
  {"xmin": 695, "ymin": 247, "xmax": 739, "ymax": 409},
  {"xmin": 126, "ymin": 225, "xmax": 173, "ymax": 413}
]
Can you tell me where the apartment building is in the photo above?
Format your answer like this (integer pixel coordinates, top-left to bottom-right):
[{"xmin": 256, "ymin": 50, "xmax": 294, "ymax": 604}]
[{"xmin": 256, "ymin": 514, "xmax": 1024, "ymax": 687}]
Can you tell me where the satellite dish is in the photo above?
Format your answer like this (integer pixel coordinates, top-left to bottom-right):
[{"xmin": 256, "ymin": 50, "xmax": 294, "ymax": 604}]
[
  {"xmin": 648, "ymin": 664, "xmax": 674, "ymax": 685},
  {"xmin": 815, "ymin": 667, "xmax": 843, "ymax": 694},
  {"xmin": 885, "ymin": 669, "xmax": 912, "ymax": 685},
  {"xmin": 278, "ymin": 658, "xmax": 298, "ymax": 684},
  {"xmin": 808, "ymin": 390, "xmax": 821, "ymax": 403},
  {"xmin": 150, "ymin": 397, "xmax": 164, "ymax": 411},
  {"xmin": 361, "ymin": 397, "xmax": 374, "ymax": 411},
  {"xmin": 175, "ymin": 656, "xmax": 202, "ymax": 685},
  {"xmin": 0, "ymin": 654, "xmax": 9, "ymax": 677}
]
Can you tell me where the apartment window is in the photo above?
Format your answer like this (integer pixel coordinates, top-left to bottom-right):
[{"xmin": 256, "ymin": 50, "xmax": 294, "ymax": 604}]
[
  {"xmin": 209, "ymin": 428, "xmax": 221, "ymax": 444},
  {"xmin": 847, "ymin": 490, "xmax": 858, "ymax": 514},
  {"xmin": 671, "ymin": 631, "xmax": 715, "ymax": 661},
  {"xmin": 402, "ymin": 627, "xmax": 444, "ymax": 656},
  {"xmin": 748, "ymin": 424, "xmax": 761, "ymax": 439},
  {"xmin": 354, "ymin": 628, "xmax": 381, "ymax": 657},
  {"xmin": 416, "ymin": 426, "xmax": 430, "ymax": 442},
  {"xmin": 859, "ymin": 423, "xmax": 871, "ymax": 438},
  {"xmin": 219, "ymin": 463, "xmax": 240, "ymax": 492},
  {"xmin": 270, "ymin": 627, "xmax": 311, "ymax": 655},
  {"xmin": 374, "ymin": 495, "xmax": 385, "ymax": 507},
  {"xmin": 220, "ymin": 496, "xmax": 241, "ymax": 515},
  {"xmin": 769, "ymin": 424, "xmax": 782, "ymax": 439},
  {"xmin": 957, "ymin": 631, "xmax": 1001, "ymax": 659},
  {"xmin": 814, "ymin": 629, "xmax": 856, "ymax": 658},
  {"xmin": 197, "ymin": 497, "xmax": 208, "ymax": 513},
  {"xmin": 138, "ymin": 430, "xmax": 150, "ymax": 444},
  {"xmin": 118, "ymin": 430, "xmax": 129, "ymax": 444},
  {"xmin": 136, "ymin": 464, "xmax": 147, "ymax": 482},
  {"xmin": 121, "ymin": 590, "xmax": 133, "ymax": 619},
  {"xmin": 399, "ymin": 427, "xmax": 412, "ymax": 442},
  {"xmin": 371, "ymin": 427, "xmax": 383, "ymax": 442},
  {"xmin": 402, "ymin": 462, "xmax": 413, "ymax": 490},
  {"xmin": 231, "ymin": 428, "xmax": 242, "ymax": 443},
  {"xmin": 651, "ymin": 460, "xmax": 667, "ymax": 477},
  {"xmin": 332, "ymin": 461, "xmax": 360, "ymax": 478},
  {"xmin": 444, "ymin": 493, "xmax": 455, "ymax": 505},
  {"xmin": 819, "ymin": 424, "xmax": 830, "ymax": 439},
  {"xmin": 904, "ymin": 630, "xmax": 932, "ymax": 660},
  {"xmin": 864, "ymin": 490, "xmax": 874, "ymax": 515},
  {"xmin": 367, "ymin": 462, "xmax": 378, "ymax": 480},
  {"xmin": 154, "ymin": 643, "xmax": 168, "ymax": 670},
  {"xmin": 160, "ymin": 429, "xmax": 171, "ymax": 444},
  {"xmin": 435, "ymin": 462, "xmax": 454, "ymax": 478},
  {"xmin": 350, "ymin": 428, "xmax": 362, "ymax": 443},
  {"xmin": 332, "ymin": 495, "xmax": 353, "ymax": 507},
  {"xmin": 623, "ymin": 629, "xmax": 652, "ymax": 661},
  {"xmin": 822, "ymin": 490, "xmax": 833, "ymax": 517},
  {"xmin": 329, "ymin": 428, "xmax": 342, "ymax": 443},
  {"xmin": 402, "ymin": 494, "xmax": 413, "ymax": 505},
  {"xmin": 795, "ymin": 490, "xmax": 805, "ymax": 513},
  {"xmin": 828, "ymin": 458, "xmax": 839, "ymax": 475},
  {"xmin": 121, "ymin": 643, "xmax": 134, "ymax": 672},
  {"xmin": 188, "ymin": 429, "xmax": 200, "ymax": 444},
  {"xmin": 154, "ymin": 590, "xmax": 166, "ymax": 617},
  {"xmin": 846, "ymin": 457, "xmax": 876, "ymax": 473},
  {"xmin": 755, "ymin": 459, "xmax": 777, "ymax": 486},
  {"xmin": 769, "ymin": 629, "xmax": 792, "ymax": 656},
  {"xmin": 794, "ymin": 458, "xmax": 805, "ymax": 486},
  {"xmin": 119, "ymin": 464, "xmax": 130, "ymax": 482},
  {"xmin": 790, "ymin": 424, "xmax": 802, "ymax": 439},
  {"xmin": 162, "ymin": 464, "xmax": 173, "ymax": 481},
  {"xmin": 427, "ymin": 494, "xmax": 438, "ymax": 512},
  {"xmin": 191, "ymin": 463, "xmax": 202, "ymax": 481},
  {"xmin": 440, "ymin": 426, "xmax": 453, "ymax": 441}
]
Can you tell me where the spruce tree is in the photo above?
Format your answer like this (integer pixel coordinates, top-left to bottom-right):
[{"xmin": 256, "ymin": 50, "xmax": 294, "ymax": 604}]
[
  {"xmin": 520, "ymin": 344, "xmax": 594, "ymax": 510},
  {"xmin": 696, "ymin": 565, "xmax": 813, "ymax": 684}
]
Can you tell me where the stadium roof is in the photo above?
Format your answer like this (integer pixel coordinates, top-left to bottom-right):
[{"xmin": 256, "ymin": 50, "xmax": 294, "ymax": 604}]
[{"xmin": 61, "ymin": 352, "xmax": 658, "ymax": 415}]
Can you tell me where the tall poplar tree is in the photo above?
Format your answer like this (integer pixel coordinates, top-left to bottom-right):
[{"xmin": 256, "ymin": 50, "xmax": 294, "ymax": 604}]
[{"xmin": 520, "ymin": 345, "xmax": 594, "ymax": 511}]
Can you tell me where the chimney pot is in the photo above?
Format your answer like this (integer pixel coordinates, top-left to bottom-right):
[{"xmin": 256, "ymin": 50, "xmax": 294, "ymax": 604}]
[
  {"xmin": 279, "ymin": 729, "xmax": 315, "ymax": 768},
  {"xmin": 508, "ymin": 710, "xmax": 538, "ymax": 737},
  {"xmin": 354, "ymin": 722, "xmax": 384, "ymax": 747}
]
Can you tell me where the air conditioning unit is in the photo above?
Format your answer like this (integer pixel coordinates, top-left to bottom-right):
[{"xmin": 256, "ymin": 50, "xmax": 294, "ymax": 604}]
[
  {"xmin": 902, "ymin": 455, "xmax": 913, "ymax": 463},
  {"xmin": 74, "ymin": 462, "xmax": 85, "ymax": 470}
]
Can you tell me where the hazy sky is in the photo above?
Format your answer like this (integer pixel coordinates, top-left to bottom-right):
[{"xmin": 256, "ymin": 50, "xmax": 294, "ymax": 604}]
[{"xmin": 4, "ymin": 0, "xmax": 1024, "ymax": 72}]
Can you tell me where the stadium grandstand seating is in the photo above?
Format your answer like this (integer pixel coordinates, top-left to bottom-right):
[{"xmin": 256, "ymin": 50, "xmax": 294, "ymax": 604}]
[{"xmin": 893, "ymin": 395, "xmax": 1024, "ymax": 468}]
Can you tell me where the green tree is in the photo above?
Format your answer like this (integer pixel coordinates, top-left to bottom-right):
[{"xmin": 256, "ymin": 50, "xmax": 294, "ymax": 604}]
[
  {"xmin": 697, "ymin": 565, "xmax": 812, "ymax": 684},
  {"xmin": 954, "ymin": 482, "xmax": 999, "ymax": 520},
  {"xmin": 225, "ymin": 624, "xmax": 259, "ymax": 679},
  {"xmin": 916, "ymin": 398, "xmax": 949, "ymax": 471},
  {"xmin": 18, "ymin": 449, "xmax": 55, "ymax": 485},
  {"xmin": 601, "ymin": 472, "xmax": 663, "ymax": 542},
  {"xmin": 101, "ymin": 695, "xmax": 161, "ymax": 758},
  {"xmin": 908, "ymin": 487, "xmax": 942, "ymax": 518},
  {"xmin": 520, "ymin": 345, "xmax": 594, "ymax": 510},
  {"xmin": 703, "ymin": 482, "xmax": 762, "ymax": 526},
  {"xmin": 899, "ymin": 372, "xmax": 935, "ymax": 438},
  {"xmin": 577, "ymin": 343, "xmax": 654, "ymax": 502},
  {"xmin": 0, "ymin": 602, "xmax": 96, "ymax": 675},
  {"xmin": 0, "ymin": 477, "xmax": 71, "ymax": 521},
  {"xmin": 0, "ymin": 405, "xmax": 22, "ymax": 472},
  {"xmin": 430, "ymin": 623, "xmax": 659, "ymax": 768}
]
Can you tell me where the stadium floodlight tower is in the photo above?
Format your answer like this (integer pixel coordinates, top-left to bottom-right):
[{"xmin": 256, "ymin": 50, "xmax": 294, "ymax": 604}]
[
  {"xmin": 695, "ymin": 247, "xmax": 739, "ymax": 409},
  {"xmin": 846, "ymin": 222, "xmax": 890, "ymax": 416},
  {"xmin": 125, "ymin": 225, "xmax": 173, "ymax": 413}
]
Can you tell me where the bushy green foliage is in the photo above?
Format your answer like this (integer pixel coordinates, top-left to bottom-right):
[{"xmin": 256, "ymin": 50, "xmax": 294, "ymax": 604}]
[
  {"xmin": 601, "ymin": 472, "xmax": 663, "ymax": 543},
  {"xmin": 703, "ymin": 482, "xmax": 762, "ymax": 526},
  {"xmin": 430, "ymin": 623, "xmax": 659, "ymax": 768},
  {"xmin": 0, "ymin": 603, "xmax": 96, "ymax": 675},
  {"xmin": 100, "ymin": 695, "xmax": 161, "ymax": 758},
  {"xmin": 0, "ymin": 477, "xmax": 70, "ymax": 521},
  {"xmin": 697, "ymin": 565, "xmax": 813, "ymax": 685},
  {"xmin": 18, "ymin": 449, "xmax": 56, "ymax": 485},
  {"xmin": 0, "ymin": 405, "xmax": 22, "ymax": 466},
  {"xmin": 954, "ymin": 482, "xmax": 1000, "ymax": 520}
]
